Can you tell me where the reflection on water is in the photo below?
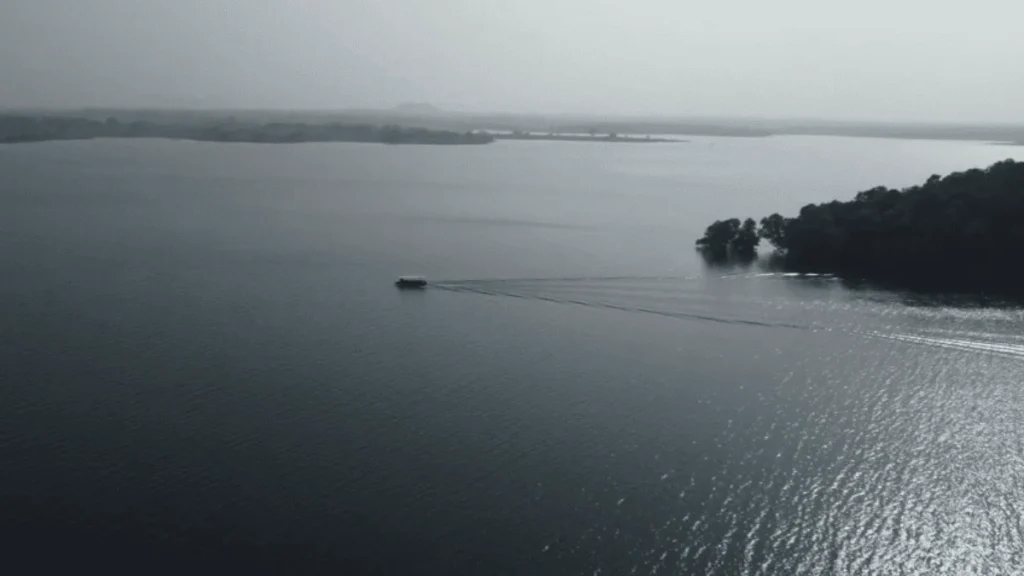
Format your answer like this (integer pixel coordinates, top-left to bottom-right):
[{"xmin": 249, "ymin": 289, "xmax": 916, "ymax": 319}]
[{"xmin": 430, "ymin": 275, "xmax": 1024, "ymax": 574}]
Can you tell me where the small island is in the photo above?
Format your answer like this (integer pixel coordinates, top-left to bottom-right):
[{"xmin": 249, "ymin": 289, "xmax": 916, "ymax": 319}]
[
  {"xmin": 696, "ymin": 159, "xmax": 1024, "ymax": 296},
  {"xmin": 0, "ymin": 115, "xmax": 494, "ymax": 145}
]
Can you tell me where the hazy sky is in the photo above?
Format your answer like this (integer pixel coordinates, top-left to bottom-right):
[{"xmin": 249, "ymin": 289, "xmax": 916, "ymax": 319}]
[{"xmin": 3, "ymin": 0, "xmax": 1022, "ymax": 122}]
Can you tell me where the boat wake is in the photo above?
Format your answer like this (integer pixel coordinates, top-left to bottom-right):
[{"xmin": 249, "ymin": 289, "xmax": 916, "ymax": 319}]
[
  {"xmin": 869, "ymin": 332, "xmax": 1024, "ymax": 359},
  {"xmin": 428, "ymin": 274, "xmax": 1024, "ymax": 360},
  {"xmin": 434, "ymin": 282, "xmax": 806, "ymax": 330}
]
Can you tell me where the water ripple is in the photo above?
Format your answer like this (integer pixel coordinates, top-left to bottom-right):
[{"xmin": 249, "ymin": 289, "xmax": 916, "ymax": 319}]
[{"xmin": 437, "ymin": 275, "xmax": 1024, "ymax": 574}]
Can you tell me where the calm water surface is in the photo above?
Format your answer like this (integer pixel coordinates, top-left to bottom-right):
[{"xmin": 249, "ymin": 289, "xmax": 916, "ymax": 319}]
[{"xmin": 1, "ymin": 137, "xmax": 1022, "ymax": 574}]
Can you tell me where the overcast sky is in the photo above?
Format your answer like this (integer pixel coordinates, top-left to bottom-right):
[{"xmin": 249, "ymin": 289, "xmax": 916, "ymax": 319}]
[{"xmin": 2, "ymin": 0, "xmax": 1022, "ymax": 122}]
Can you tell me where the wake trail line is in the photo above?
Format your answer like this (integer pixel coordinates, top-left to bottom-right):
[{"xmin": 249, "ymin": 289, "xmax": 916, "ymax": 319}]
[
  {"xmin": 868, "ymin": 332, "xmax": 1024, "ymax": 359},
  {"xmin": 431, "ymin": 284, "xmax": 809, "ymax": 330},
  {"xmin": 433, "ymin": 271, "xmax": 840, "ymax": 289},
  {"xmin": 434, "ymin": 274, "xmax": 703, "ymax": 287},
  {"xmin": 429, "ymin": 283, "xmax": 1024, "ymax": 361}
]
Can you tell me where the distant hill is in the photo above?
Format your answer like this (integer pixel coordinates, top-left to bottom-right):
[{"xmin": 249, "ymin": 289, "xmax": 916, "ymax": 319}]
[{"xmin": 391, "ymin": 103, "xmax": 444, "ymax": 116}]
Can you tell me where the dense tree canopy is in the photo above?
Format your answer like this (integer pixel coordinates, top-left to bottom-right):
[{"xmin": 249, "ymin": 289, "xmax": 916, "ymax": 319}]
[
  {"xmin": 697, "ymin": 160, "xmax": 1024, "ymax": 295},
  {"xmin": 695, "ymin": 217, "xmax": 761, "ymax": 259}
]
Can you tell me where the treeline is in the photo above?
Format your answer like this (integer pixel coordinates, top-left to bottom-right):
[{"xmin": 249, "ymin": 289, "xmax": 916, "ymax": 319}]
[
  {"xmin": 0, "ymin": 115, "xmax": 494, "ymax": 145},
  {"xmin": 697, "ymin": 159, "xmax": 1024, "ymax": 295}
]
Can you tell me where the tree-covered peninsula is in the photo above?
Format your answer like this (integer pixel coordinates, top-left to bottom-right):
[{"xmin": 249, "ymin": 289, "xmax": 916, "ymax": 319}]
[
  {"xmin": 696, "ymin": 160, "xmax": 1024, "ymax": 295},
  {"xmin": 0, "ymin": 115, "xmax": 494, "ymax": 145}
]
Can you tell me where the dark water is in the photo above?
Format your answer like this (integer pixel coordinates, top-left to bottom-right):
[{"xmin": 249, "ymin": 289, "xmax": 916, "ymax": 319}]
[{"xmin": 2, "ymin": 138, "xmax": 1022, "ymax": 574}]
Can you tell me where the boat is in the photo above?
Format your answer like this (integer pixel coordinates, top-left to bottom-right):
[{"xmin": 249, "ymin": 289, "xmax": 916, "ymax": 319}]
[{"xmin": 395, "ymin": 276, "xmax": 428, "ymax": 288}]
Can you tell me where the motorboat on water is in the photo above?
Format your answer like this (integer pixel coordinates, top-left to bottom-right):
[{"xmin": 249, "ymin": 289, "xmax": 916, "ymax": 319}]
[{"xmin": 395, "ymin": 275, "xmax": 428, "ymax": 288}]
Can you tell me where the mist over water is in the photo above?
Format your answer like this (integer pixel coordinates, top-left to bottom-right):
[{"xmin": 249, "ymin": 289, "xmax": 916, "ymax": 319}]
[
  {"xmin": 1, "ymin": 137, "xmax": 1022, "ymax": 574},
  {"xmin": 5, "ymin": 0, "xmax": 1024, "ymax": 122}
]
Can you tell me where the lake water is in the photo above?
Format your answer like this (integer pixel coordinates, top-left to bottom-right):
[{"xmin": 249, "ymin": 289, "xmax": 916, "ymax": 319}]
[{"xmin": 2, "ymin": 137, "xmax": 1022, "ymax": 574}]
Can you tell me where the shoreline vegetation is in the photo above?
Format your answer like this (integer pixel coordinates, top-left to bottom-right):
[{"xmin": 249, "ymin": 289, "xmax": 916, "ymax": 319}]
[
  {"xmin": 697, "ymin": 160, "xmax": 1024, "ymax": 296},
  {"xmin": 0, "ymin": 115, "xmax": 495, "ymax": 145},
  {"xmin": 0, "ymin": 114, "xmax": 691, "ymax": 146}
]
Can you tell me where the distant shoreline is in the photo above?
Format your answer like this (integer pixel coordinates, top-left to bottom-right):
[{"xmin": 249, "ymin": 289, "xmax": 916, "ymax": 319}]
[
  {"xmin": 0, "ymin": 115, "xmax": 494, "ymax": 146},
  {"xmin": 0, "ymin": 135, "xmax": 489, "ymax": 146},
  {"xmin": 3, "ymin": 111, "xmax": 1022, "ymax": 148},
  {"xmin": 0, "ymin": 115, "xmax": 690, "ymax": 146},
  {"xmin": 493, "ymin": 133, "xmax": 684, "ymax": 144},
  {"xmin": 6, "ymin": 108, "xmax": 1023, "ymax": 145}
]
